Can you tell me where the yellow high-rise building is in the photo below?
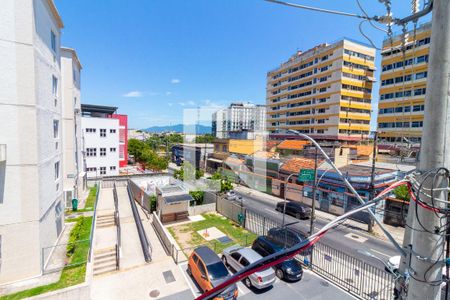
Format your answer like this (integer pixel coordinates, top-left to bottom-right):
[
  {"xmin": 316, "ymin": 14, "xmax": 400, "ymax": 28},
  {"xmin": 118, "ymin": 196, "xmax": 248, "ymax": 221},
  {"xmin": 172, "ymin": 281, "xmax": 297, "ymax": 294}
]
[
  {"xmin": 377, "ymin": 22, "xmax": 431, "ymax": 143},
  {"xmin": 266, "ymin": 39, "xmax": 376, "ymax": 142}
]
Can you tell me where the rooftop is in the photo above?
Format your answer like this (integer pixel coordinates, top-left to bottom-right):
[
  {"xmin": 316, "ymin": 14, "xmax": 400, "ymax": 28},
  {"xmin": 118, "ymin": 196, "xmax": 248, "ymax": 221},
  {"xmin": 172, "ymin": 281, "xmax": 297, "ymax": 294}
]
[
  {"xmin": 277, "ymin": 140, "xmax": 310, "ymax": 151},
  {"xmin": 280, "ymin": 157, "xmax": 321, "ymax": 174},
  {"xmin": 337, "ymin": 164, "xmax": 394, "ymax": 177},
  {"xmin": 81, "ymin": 104, "xmax": 118, "ymax": 115}
]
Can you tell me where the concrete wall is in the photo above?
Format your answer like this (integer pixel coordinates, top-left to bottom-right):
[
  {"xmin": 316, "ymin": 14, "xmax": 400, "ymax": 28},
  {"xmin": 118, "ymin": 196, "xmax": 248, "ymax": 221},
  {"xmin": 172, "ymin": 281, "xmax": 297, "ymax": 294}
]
[
  {"xmin": 188, "ymin": 203, "xmax": 216, "ymax": 216},
  {"xmin": 0, "ymin": 0, "xmax": 65, "ymax": 284},
  {"xmin": 81, "ymin": 117, "xmax": 119, "ymax": 178}
]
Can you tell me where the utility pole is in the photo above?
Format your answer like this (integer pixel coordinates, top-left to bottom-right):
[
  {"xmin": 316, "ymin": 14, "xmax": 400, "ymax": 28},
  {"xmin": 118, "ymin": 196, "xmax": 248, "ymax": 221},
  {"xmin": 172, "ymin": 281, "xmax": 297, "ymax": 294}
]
[
  {"xmin": 309, "ymin": 147, "xmax": 318, "ymax": 266},
  {"xmin": 368, "ymin": 131, "xmax": 377, "ymax": 233},
  {"xmin": 407, "ymin": 0, "xmax": 450, "ymax": 299}
]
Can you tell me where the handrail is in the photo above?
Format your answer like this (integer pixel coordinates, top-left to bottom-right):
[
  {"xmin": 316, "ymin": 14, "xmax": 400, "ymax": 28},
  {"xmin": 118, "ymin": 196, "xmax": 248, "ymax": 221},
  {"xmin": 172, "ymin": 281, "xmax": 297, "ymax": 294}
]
[
  {"xmin": 88, "ymin": 181, "xmax": 101, "ymax": 262},
  {"xmin": 127, "ymin": 180, "xmax": 152, "ymax": 262},
  {"xmin": 113, "ymin": 182, "xmax": 121, "ymax": 270}
]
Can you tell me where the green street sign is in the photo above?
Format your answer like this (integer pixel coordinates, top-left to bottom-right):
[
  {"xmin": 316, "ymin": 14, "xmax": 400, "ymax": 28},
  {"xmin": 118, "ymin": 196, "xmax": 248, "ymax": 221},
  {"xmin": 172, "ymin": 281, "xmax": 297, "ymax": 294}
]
[{"xmin": 298, "ymin": 169, "xmax": 315, "ymax": 181}]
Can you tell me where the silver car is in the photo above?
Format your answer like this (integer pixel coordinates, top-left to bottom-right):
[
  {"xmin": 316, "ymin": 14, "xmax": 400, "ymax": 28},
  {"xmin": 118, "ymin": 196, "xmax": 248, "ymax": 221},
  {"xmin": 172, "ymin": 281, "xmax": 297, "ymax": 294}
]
[{"xmin": 222, "ymin": 245, "xmax": 276, "ymax": 289}]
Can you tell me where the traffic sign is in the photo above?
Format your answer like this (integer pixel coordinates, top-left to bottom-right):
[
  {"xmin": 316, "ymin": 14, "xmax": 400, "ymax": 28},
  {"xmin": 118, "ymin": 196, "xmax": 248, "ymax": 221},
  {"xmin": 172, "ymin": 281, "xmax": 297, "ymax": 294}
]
[{"xmin": 298, "ymin": 169, "xmax": 315, "ymax": 181}]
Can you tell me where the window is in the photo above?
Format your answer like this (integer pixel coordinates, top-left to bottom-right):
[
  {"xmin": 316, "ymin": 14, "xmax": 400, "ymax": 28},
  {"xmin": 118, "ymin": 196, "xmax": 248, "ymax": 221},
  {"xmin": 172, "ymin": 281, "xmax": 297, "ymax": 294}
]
[
  {"xmin": 231, "ymin": 252, "xmax": 241, "ymax": 261},
  {"xmin": 99, "ymin": 167, "xmax": 106, "ymax": 175},
  {"xmin": 415, "ymin": 71, "xmax": 428, "ymax": 80},
  {"xmin": 412, "ymin": 121, "xmax": 423, "ymax": 128},
  {"xmin": 240, "ymin": 257, "xmax": 250, "ymax": 267},
  {"xmin": 54, "ymin": 161, "xmax": 60, "ymax": 180},
  {"xmin": 110, "ymin": 147, "xmax": 116, "ymax": 152},
  {"xmin": 52, "ymin": 76, "xmax": 58, "ymax": 96},
  {"xmin": 86, "ymin": 148, "xmax": 96, "ymax": 157},
  {"xmin": 110, "ymin": 166, "xmax": 116, "ymax": 171},
  {"xmin": 51, "ymin": 30, "xmax": 56, "ymax": 52},
  {"xmin": 53, "ymin": 120, "xmax": 59, "ymax": 138},
  {"xmin": 86, "ymin": 128, "xmax": 96, "ymax": 133},
  {"xmin": 110, "ymin": 129, "xmax": 116, "ymax": 134},
  {"xmin": 100, "ymin": 148, "xmax": 106, "ymax": 156},
  {"xmin": 414, "ymin": 88, "xmax": 427, "ymax": 96},
  {"xmin": 86, "ymin": 167, "xmax": 97, "ymax": 172},
  {"xmin": 100, "ymin": 129, "xmax": 106, "ymax": 137}
]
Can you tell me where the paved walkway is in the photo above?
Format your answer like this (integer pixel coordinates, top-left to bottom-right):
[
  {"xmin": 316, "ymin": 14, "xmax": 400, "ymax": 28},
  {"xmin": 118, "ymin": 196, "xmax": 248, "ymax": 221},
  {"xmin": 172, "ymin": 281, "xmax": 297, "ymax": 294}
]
[
  {"xmin": 234, "ymin": 185, "xmax": 405, "ymax": 245},
  {"xmin": 90, "ymin": 187, "xmax": 190, "ymax": 299}
]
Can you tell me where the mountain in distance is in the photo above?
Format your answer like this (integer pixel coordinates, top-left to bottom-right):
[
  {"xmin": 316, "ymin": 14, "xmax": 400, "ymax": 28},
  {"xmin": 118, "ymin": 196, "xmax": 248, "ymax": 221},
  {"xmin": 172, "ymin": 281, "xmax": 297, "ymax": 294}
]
[{"xmin": 142, "ymin": 124, "xmax": 212, "ymax": 134}]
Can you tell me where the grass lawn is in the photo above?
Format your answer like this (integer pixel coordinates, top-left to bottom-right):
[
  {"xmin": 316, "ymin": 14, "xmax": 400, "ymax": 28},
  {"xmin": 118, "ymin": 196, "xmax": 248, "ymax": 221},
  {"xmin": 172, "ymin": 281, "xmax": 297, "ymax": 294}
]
[
  {"xmin": 1, "ymin": 216, "xmax": 93, "ymax": 300},
  {"xmin": 65, "ymin": 185, "xmax": 97, "ymax": 214},
  {"xmin": 168, "ymin": 213, "xmax": 257, "ymax": 255}
]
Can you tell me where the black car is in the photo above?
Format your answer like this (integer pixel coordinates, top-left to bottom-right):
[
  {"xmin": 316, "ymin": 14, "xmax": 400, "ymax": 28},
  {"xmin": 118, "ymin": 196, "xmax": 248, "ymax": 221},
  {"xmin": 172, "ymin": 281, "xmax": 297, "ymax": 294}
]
[
  {"xmin": 276, "ymin": 201, "xmax": 311, "ymax": 219},
  {"xmin": 267, "ymin": 227, "xmax": 313, "ymax": 256},
  {"xmin": 251, "ymin": 236, "xmax": 303, "ymax": 281}
]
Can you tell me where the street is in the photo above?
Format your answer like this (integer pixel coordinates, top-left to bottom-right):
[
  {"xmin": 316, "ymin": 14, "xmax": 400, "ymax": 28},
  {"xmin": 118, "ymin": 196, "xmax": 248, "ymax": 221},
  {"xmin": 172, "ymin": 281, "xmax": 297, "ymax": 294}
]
[
  {"xmin": 234, "ymin": 190, "xmax": 399, "ymax": 270},
  {"xmin": 177, "ymin": 262, "xmax": 355, "ymax": 300}
]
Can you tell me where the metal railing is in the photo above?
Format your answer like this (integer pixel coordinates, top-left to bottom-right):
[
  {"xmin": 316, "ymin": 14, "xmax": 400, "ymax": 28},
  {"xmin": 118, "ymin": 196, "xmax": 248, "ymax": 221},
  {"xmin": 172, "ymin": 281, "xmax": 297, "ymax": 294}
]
[
  {"xmin": 88, "ymin": 182, "xmax": 100, "ymax": 262},
  {"xmin": 127, "ymin": 180, "xmax": 152, "ymax": 262},
  {"xmin": 113, "ymin": 182, "xmax": 121, "ymax": 270},
  {"xmin": 216, "ymin": 196, "xmax": 395, "ymax": 300}
]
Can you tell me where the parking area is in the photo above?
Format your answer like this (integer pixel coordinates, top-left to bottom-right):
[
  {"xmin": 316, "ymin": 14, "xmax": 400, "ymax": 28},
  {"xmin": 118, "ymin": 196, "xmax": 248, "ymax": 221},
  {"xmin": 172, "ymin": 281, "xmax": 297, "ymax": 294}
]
[{"xmin": 178, "ymin": 262, "xmax": 356, "ymax": 300}]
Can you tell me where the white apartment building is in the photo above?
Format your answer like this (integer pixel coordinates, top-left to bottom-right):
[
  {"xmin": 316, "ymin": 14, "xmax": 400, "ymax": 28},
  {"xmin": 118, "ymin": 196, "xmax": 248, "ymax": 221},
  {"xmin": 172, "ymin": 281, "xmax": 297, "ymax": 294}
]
[
  {"xmin": 81, "ymin": 104, "xmax": 120, "ymax": 178},
  {"xmin": 61, "ymin": 47, "xmax": 85, "ymax": 205},
  {"xmin": 0, "ymin": 0, "xmax": 65, "ymax": 284},
  {"xmin": 212, "ymin": 102, "xmax": 266, "ymax": 138}
]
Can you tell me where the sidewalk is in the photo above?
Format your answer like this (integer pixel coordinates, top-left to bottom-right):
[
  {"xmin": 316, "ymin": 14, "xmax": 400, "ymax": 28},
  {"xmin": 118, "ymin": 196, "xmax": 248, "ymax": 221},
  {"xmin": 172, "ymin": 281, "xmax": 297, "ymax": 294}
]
[{"xmin": 234, "ymin": 185, "xmax": 405, "ymax": 245}]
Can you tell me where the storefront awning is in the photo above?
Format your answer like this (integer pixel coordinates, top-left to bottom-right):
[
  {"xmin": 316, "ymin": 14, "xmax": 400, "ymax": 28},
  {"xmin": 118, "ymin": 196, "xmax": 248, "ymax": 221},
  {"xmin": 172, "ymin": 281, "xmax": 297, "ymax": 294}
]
[{"xmin": 207, "ymin": 158, "xmax": 223, "ymax": 163}]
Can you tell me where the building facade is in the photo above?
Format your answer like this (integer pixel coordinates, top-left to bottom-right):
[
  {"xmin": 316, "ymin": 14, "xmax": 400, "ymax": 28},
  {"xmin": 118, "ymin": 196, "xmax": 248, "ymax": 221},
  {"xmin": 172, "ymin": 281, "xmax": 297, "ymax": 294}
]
[
  {"xmin": 81, "ymin": 104, "xmax": 122, "ymax": 178},
  {"xmin": 212, "ymin": 102, "xmax": 266, "ymax": 138},
  {"xmin": 112, "ymin": 114, "xmax": 128, "ymax": 167},
  {"xmin": 377, "ymin": 22, "xmax": 431, "ymax": 143},
  {"xmin": 61, "ymin": 47, "xmax": 84, "ymax": 204},
  {"xmin": 0, "ymin": 0, "xmax": 65, "ymax": 284},
  {"xmin": 266, "ymin": 39, "xmax": 376, "ymax": 142}
]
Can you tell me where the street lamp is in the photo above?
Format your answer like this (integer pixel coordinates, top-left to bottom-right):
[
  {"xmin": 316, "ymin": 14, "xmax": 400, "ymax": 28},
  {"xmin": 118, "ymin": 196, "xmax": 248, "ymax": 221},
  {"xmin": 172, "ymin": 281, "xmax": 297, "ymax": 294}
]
[{"xmin": 282, "ymin": 173, "xmax": 296, "ymax": 228}]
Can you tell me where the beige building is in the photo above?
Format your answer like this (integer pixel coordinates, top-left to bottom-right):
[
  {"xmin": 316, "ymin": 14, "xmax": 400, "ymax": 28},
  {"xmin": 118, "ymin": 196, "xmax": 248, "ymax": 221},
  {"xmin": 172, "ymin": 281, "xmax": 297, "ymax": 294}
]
[
  {"xmin": 0, "ymin": 0, "xmax": 65, "ymax": 284},
  {"xmin": 61, "ymin": 47, "xmax": 85, "ymax": 204},
  {"xmin": 377, "ymin": 22, "xmax": 431, "ymax": 143},
  {"xmin": 267, "ymin": 39, "xmax": 376, "ymax": 142}
]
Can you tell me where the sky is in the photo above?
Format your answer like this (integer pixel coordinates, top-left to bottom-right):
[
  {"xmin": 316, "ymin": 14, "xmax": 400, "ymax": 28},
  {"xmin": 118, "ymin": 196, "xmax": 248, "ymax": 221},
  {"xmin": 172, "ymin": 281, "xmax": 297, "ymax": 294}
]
[{"xmin": 55, "ymin": 0, "xmax": 424, "ymax": 129}]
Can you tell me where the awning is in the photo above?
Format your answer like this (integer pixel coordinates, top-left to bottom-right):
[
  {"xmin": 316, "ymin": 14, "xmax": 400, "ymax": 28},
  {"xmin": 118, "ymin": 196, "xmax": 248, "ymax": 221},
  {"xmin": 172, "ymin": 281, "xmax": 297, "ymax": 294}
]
[
  {"xmin": 164, "ymin": 194, "xmax": 193, "ymax": 204},
  {"xmin": 207, "ymin": 158, "xmax": 223, "ymax": 163}
]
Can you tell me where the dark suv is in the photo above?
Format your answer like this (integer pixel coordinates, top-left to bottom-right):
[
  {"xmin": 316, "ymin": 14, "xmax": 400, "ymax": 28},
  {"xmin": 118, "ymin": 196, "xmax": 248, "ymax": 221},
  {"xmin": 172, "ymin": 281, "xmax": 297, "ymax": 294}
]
[
  {"xmin": 267, "ymin": 227, "xmax": 313, "ymax": 256},
  {"xmin": 251, "ymin": 236, "xmax": 303, "ymax": 281},
  {"xmin": 276, "ymin": 201, "xmax": 311, "ymax": 219}
]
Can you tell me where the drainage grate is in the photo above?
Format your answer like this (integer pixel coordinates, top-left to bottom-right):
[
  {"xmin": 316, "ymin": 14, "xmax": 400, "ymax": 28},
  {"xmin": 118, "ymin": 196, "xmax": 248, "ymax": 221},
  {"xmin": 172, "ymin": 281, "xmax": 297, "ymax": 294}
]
[
  {"xmin": 162, "ymin": 270, "xmax": 176, "ymax": 283},
  {"xmin": 217, "ymin": 236, "xmax": 233, "ymax": 244}
]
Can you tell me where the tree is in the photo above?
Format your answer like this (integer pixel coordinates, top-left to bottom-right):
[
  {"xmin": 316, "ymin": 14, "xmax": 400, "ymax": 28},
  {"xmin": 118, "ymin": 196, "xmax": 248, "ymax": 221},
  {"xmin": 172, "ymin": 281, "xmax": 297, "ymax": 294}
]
[
  {"xmin": 210, "ymin": 171, "xmax": 233, "ymax": 192},
  {"xmin": 189, "ymin": 191, "xmax": 204, "ymax": 205},
  {"xmin": 128, "ymin": 138, "xmax": 168, "ymax": 171},
  {"xmin": 393, "ymin": 185, "xmax": 410, "ymax": 202},
  {"xmin": 128, "ymin": 138, "xmax": 147, "ymax": 162},
  {"xmin": 195, "ymin": 134, "xmax": 215, "ymax": 144},
  {"xmin": 174, "ymin": 162, "xmax": 203, "ymax": 181}
]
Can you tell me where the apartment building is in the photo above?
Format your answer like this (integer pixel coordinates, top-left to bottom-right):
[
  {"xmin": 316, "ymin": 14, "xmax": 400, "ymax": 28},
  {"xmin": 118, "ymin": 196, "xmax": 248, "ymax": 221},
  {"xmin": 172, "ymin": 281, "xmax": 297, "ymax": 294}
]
[
  {"xmin": 61, "ymin": 47, "xmax": 85, "ymax": 204},
  {"xmin": 377, "ymin": 23, "xmax": 431, "ymax": 143},
  {"xmin": 0, "ymin": 0, "xmax": 65, "ymax": 284},
  {"xmin": 212, "ymin": 102, "xmax": 266, "ymax": 138},
  {"xmin": 266, "ymin": 39, "xmax": 376, "ymax": 142},
  {"xmin": 81, "ymin": 104, "xmax": 128, "ymax": 178}
]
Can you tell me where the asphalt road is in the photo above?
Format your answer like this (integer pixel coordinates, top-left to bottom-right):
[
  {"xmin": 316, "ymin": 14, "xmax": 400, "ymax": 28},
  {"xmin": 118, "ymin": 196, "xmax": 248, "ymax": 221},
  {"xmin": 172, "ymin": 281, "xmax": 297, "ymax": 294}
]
[
  {"xmin": 234, "ymin": 190, "xmax": 400, "ymax": 270},
  {"xmin": 177, "ymin": 262, "xmax": 355, "ymax": 300}
]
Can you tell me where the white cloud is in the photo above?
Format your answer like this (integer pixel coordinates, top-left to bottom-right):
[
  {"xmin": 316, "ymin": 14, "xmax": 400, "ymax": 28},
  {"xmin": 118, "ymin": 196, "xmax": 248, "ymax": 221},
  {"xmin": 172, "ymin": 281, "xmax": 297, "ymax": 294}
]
[
  {"xmin": 179, "ymin": 102, "xmax": 186, "ymax": 106},
  {"xmin": 168, "ymin": 103, "xmax": 174, "ymax": 106},
  {"xmin": 171, "ymin": 78, "xmax": 181, "ymax": 84},
  {"xmin": 188, "ymin": 100, "xmax": 196, "ymax": 106},
  {"xmin": 165, "ymin": 91, "xmax": 172, "ymax": 96},
  {"xmin": 122, "ymin": 91, "xmax": 143, "ymax": 98}
]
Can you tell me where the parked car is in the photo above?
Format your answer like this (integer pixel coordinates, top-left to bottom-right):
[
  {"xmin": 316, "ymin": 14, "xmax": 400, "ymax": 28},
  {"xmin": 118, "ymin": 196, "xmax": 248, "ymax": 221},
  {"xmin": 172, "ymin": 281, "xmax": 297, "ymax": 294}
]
[
  {"xmin": 251, "ymin": 236, "xmax": 303, "ymax": 281},
  {"xmin": 226, "ymin": 190, "xmax": 238, "ymax": 201},
  {"xmin": 187, "ymin": 246, "xmax": 238, "ymax": 300},
  {"xmin": 222, "ymin": 245, "xmax": 276, "ymax": 289},
  {"xmin": 276, "ymin": 201, "xmax": 311, "ymax": 219},
  {"xmin": 267, "ymin": 227, "xmax": 313, "ymax": 256}
]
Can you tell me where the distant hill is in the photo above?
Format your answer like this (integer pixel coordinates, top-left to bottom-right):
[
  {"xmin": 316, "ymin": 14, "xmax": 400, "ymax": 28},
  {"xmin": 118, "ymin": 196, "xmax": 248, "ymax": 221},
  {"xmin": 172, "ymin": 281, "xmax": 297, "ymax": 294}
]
[{"xmin": 142, "ymin": 124, "xmax": 212, "ymax": 134}]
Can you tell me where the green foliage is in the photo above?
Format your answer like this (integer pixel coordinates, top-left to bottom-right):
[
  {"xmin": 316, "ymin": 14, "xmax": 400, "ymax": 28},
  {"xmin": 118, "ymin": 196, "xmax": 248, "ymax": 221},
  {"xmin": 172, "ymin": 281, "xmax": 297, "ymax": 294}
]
[
  {"xmin": 149, "ymin": 195, "xmax": 157, "ymax": 212},
  {"xmin": 2, "ymin": 217, "xmax": 92, "ymax": 300},
  {"xmin": 145, "ymin": 133, "xmax": 183, "ymax": 152},
  {"xmin": 393, "ymin": 185, "xmax": 410, "ymax": 201},
  {"xmin": 195, "ymin": 134, "xmax": 215, "ymax": 144},
  {"xmin": 128, "ymin": 138, "xmax": 168, "ymax": 171},
  {"xmin": 210, "ymin": 172, "xmax": 233, "ymax": 192},
  {"xmin": 174, "ymin": 162, "xmax": 203, "ymax": 181},
  {"xmin": 189, "ymin": 191, "xmax": 205, "ymax": 205},
  {"xmin": 83, "ymin": 185, "xmax": 97, "ymax": 210}
]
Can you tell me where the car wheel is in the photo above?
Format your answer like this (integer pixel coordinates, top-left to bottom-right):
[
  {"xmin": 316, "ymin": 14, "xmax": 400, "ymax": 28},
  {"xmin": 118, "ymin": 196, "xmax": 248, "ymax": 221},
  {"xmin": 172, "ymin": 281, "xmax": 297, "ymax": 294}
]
[
  {"xmin": 276, "ymin": 269, "xmax": 284, "ymax": 280},
  {"xmin": 296, "ymin": 213, "xmax": 302, "ymax": 219},
  {"xmin": 222, "ymin": 256, "xmax": 228, "ymax": 267},
  {"xmin": 244, "ymin": 277, "xmax": 252, "ymax": 288},
  {"xmin": 187, "ymin": 265, "xmax": 192, "ymax": 276}
]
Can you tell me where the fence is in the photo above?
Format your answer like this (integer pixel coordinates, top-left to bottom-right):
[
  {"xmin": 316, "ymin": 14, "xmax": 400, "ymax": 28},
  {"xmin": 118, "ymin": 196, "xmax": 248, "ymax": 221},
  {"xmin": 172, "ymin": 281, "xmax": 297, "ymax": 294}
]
[
  {"xmin": 216, "ymin": 196, "xmax": 395, "ymax": 300},
  {"xmin": 113, "ymin": 182, "xmax": 121, "ymax": 270}
]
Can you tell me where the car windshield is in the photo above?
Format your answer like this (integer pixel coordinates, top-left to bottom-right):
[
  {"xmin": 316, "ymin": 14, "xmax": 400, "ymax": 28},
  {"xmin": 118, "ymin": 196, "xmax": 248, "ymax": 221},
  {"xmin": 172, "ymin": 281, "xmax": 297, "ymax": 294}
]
[{"xmin": 207, "ymin": 262, "xmax": 229, "ymax": 280}]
